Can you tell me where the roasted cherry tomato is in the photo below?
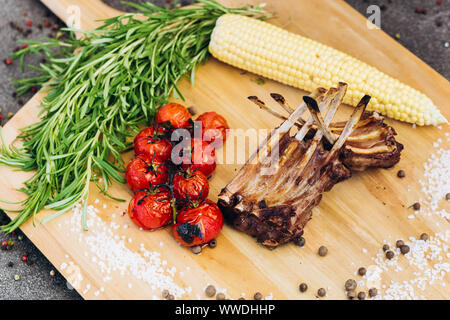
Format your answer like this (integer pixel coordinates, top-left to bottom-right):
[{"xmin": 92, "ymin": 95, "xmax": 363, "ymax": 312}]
[
  {"xmin": 126, "ymin": 156, "xmax": 168, "ymax": 192},
  {"xmin": 172, "ymin": 200, "xmax": 223, "ymax": 247},
  {"xmin": 134, "ymin": 126, "xmax": 172, "ymax": 161},
  {"xmin": 173, "ymin": 170, "xmax": 209, "ymax": 201},
  {"xmin": 128, "ymin": 189, "xmax": 172, "ymax": 230},
  {"xmin": 156, "ymin": 103, "xmax": 191, "ymax": 129},
  {"xmin": 181, "ymin": 138, "xmax": 216, "ymax": 178},
  {"xmin": 195, "ymin": 111, "xmax": 229, "ymax": 144}
]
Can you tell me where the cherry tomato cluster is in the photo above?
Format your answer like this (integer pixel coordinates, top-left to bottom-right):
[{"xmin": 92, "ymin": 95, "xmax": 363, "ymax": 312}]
[{"xmin": 126, "ymin": 103, "xmax": 229, "ymax": 248}]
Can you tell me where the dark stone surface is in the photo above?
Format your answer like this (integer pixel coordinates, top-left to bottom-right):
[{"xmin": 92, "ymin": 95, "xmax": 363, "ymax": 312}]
[{"xmin": 0, "ymin": 0, "xmax": 448, "ymax": 300}]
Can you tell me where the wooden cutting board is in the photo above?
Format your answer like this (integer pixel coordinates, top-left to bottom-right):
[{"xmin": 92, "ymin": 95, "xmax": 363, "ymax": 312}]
[{"xmin": 0, "ymin": 0, "xmax": 448, "ymax": 300}]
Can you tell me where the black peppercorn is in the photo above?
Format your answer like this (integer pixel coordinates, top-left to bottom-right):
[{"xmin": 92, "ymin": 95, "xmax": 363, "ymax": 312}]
[
  {"xmin": 294, "ymin": 236, "xmax": 306, "ymax": 247},
  {"xmin": 317, "ymin": 288, "xmax": 326, "ymax": 297},
  {"xmin": 396, "ymin": 240, "xmax": 404, "ymax": 248},
  {"xmin": 420, "ymin": 233, "xmax": 428, "ymax": 241},
  {"xmin": 358, "ymin": 267, "xmax": 367, "ymax": 276},
  {"xmin": 413, "ymin": 202, "xmax": 421, "ymax": 210},
  {"xmin": 400, "ymin": 245, "xmax": 410, "ymax": 255},
  {"xmin": 208, "ymin": 239, "xmax": 217, "ymax": 248},
  {"xmin": 368, "ymin": 287, "xmax": 378, "ymax": 297},
  {"xmin": 357, "ymin": 291, "xmax": 366, "ymax": 300},
  {"xmin": 397, "ymin": 170, "xmax": 405, "ymax": 178},
  {"xmin": 318, "ymin": 246, "xmax": 328, "ymax": 257},
  {"xmin": 382, "ymin": 244, "xmax": 389, "ymax": 252},
  {"xmin": 299, "ymin": 283, "xmax": 308, "ymax": 292},
  {"xmin": 345, "ymin": 279, "xmax": 357, "ymax": 291},
  {"xmin": 386, "ymin": 250, "xmax": 395, "ymax": 260}
]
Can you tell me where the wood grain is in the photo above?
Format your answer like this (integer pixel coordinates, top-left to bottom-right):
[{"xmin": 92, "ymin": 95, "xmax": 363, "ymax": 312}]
[{"xmin": 0, "ymin": 0, "xmax": 448, "ymax": 300}]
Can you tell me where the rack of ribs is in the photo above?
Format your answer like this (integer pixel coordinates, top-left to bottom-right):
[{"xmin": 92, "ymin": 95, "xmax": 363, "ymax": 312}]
[{"xmin": 217, "ymin": 83, "xmax": 403, "ymax": 249}]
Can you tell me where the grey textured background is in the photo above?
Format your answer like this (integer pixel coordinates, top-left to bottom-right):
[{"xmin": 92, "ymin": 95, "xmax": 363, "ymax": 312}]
[{"xmin": 0, "ymin": 0, "xmax": 448, "ymax": 300}]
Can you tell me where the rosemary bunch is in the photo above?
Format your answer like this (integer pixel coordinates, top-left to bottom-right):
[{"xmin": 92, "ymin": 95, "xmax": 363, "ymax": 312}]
[{"xmin": 0, "ymin": 0, "xmax": 266, "ymax": 232}]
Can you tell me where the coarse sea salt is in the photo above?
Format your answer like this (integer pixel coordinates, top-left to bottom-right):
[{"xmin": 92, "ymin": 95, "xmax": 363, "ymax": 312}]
[
  {"xmin": 416, "ymin": 146, "xmax": 449, "ymax": 219},
  {"xmin": 68, "ymin": 202, "xmax": 186, "ymax": 298}
]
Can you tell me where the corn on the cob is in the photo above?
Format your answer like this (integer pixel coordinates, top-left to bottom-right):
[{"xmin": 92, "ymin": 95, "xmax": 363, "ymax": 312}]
[{"xmin": 209, "ymin": 14, "xmax": 447, "ymax": 126}]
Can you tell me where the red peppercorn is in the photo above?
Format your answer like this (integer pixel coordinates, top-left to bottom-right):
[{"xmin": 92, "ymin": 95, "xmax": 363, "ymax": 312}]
[
  {"xmin": 26, "ymin": 20, "xmax": 32, "ymax": 27},
  {"xmin": 4, "ymin": 58, "xmax": 13, "ymax": 65},
  {"xmin": 31, "ymin": 87, "xmax": 37, "ymax": 93},
  {"xmin": 44, "ymin": 21, "xmax": 51, "ymax": 28},
  {"xmin": 22, "ymin": 44, "xmax": 28, "ymax": 49},
  {"xmin": 437, "ymin": 0, "xmax": 442, "ymax": 4},
  {"xmin": 22, "ymin": 256, "xmax": 28, "ymax": 262},
  {"xmin": 1, "ymin": 241, "xmax": 8, "ymax": 247}
]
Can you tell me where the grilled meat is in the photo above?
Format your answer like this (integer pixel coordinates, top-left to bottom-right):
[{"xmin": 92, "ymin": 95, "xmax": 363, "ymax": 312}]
[{"xmin": 218, "ymin": 84, "xmax": 403, "ymax": 249}]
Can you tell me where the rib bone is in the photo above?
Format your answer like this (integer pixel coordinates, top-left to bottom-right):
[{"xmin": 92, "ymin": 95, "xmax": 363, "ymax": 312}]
[{"xmin": 218, "ymin": 84, "xmax": 403, "ymax": 249}]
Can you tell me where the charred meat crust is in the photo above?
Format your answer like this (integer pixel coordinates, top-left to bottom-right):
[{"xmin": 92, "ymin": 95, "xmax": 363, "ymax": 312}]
[{"xmin": 218, "ymin": 106, "xmax": 402, "ymax": 249}]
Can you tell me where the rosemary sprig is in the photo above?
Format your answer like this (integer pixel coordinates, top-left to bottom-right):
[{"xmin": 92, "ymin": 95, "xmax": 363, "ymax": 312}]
[{"xmin": 0, "ymin": 1, "xmax": 266, "ymax": 232}]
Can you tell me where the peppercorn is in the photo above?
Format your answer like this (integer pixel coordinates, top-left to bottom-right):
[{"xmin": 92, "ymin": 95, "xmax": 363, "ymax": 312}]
[
  {"xmin": 254, "ymin": 292, "xmax": 263, "ymax": 300},
  {"xmin": 386, "ymin": 250, "xmax": 395, "ymax": 260},
  {"xmin": 347, "ymin": 290, "xmax": 356, "ymax": 299},
  {"xmin": 44, "ymin": 21, "xmax": 51, "ymax": 28},
  {"xmin": 162, "ymin": 289, "xmax": 169, "ymax": 299},
  {"xmin": 208, "ymin": 239, "xmax": 217, "ymax": 248},
  {"xmin": 168, "ymin": 294, "xmax": 175, "ymax": 300},
  {"xmin": 358, "ymin": 267, "xmax": 367, "ymax": 276},
  {"xmin": 446, "ymin": 193, "xmax": 450, "ymax": 201},
  {"xmin": 31, "ymin": 87, "xmax": 37, "ymax": 93},
  {"xmin": 50, "ymin": 270, "xmax": 55, "ymax": 276},
  {"xmin": 21, "ymin": 255, "xmax": 27, "ymax": 262},
  {"xmin": 368, "ymin": 287, "xmax": 378, "ymax": 297},
  {"xmin": 400, "ymin": 245, "xmax": 410, "ymax": 255},
  {"xmin": 396, "ymin": 240, "xmax": 404, "ymax": 248},
  {"xmin": 294, "ymin": 236, "xmax": 306, "ymax": 247},
  {"xmin": 216, "ymin": 293, "xmax": 226, "ymax": 300},
  {"xmin": 299, "ymin": 283, "xmax": 308, "ymax": 293},
  {"xmin": 317, "ymin": 288, "xmax": 326, "ymax": 297},
  {"xmin": 318, "ymin": 245, "xmax": 328, "ymax": 257},
  {"xmin": 14, "ymin": 274, "xmax": 20, "ymax": 281},
  {"xmin": 205, "ymin": 285, "xmax": 216, "ymax": 297},
  {"xmin": 413, "ymin": 202, "xmax": 421, "ymax": 210},
  {"xmin": 357, "ymin": 291, "xmax": 366, "ymax": 300},
  {"xmin": 397, "ymin": 170, "xmax": 405, "ymax": 178},
  {"xmin": 420, "ymin": 233, "xmax": 428, "ymax": 241},
  {"xmin": 7, "ymin": 261, "xmax": 14, "ymax": 267},
  {"xmin": 238, "ymin": 297, "xmax": 245, "ymax": 300},
  {"xmin": 437, "ymin": 0, "xmax": 442, "ymax": 4},
  {"xmin": 382, "ymin": 244, "xmax": 389, "ymax": 252},
  {"xmin": 18, "ymin": 235, "xmax": 23, "ymax": 241},
  {"xmin": 345, "ymin": 279, "xmax": 357, "ymax": 291},
  {"xmin": 4, "ymin": 58, "xmax": 12, "ymax": 65},
  {"xmin": 26, "ymin": 20, "xmax": 32, "ymax": 27},
  {"xmin": 191, "ymin": 245, "xmax": 202, "ymax": 254}
]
